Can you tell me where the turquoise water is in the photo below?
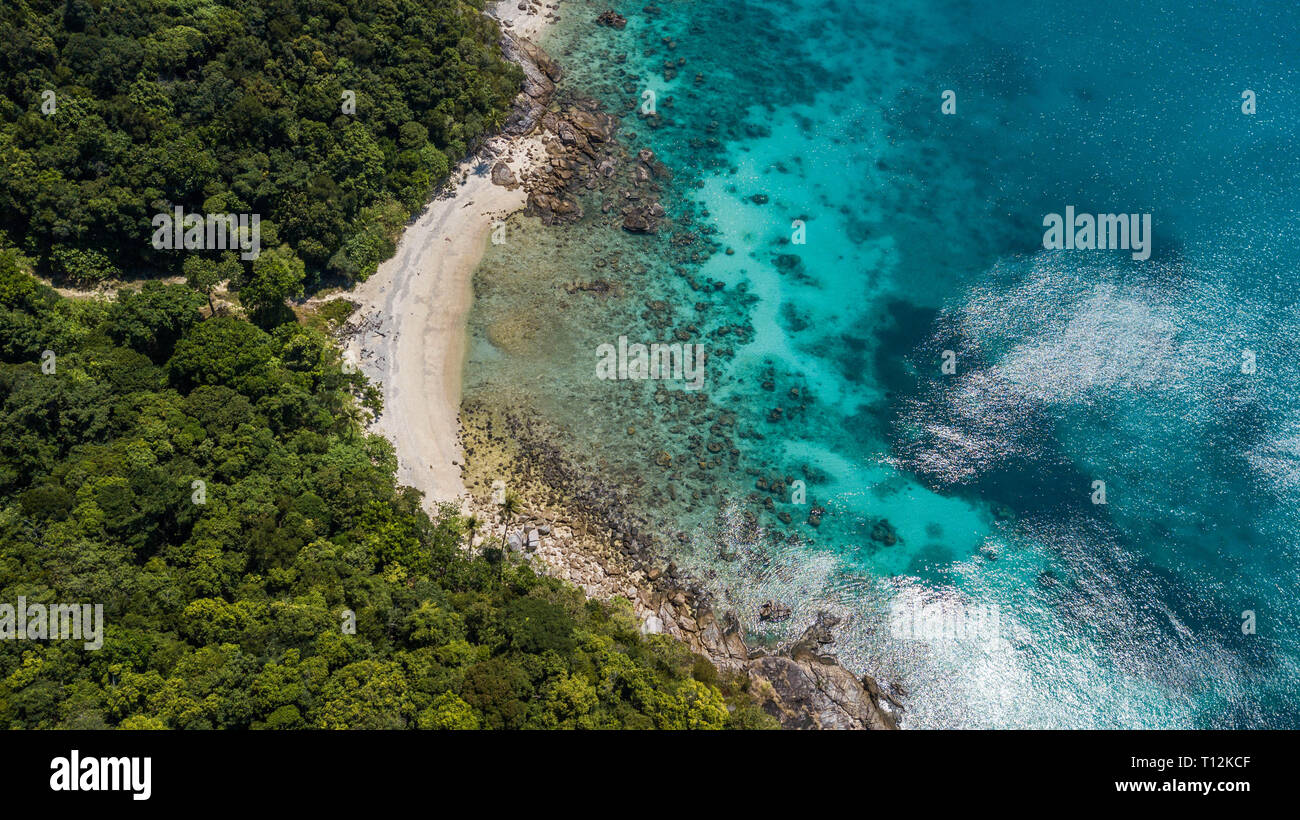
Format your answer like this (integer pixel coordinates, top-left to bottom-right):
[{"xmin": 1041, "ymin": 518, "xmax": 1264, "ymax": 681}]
[{"xmin": 468, "ymin": 0, "xmax": 1300, "ymax": 726}]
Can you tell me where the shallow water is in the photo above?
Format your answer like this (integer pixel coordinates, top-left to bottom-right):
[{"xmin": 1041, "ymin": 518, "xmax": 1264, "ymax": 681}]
[{"xmin": 465, "ymin": 0, "xmax": 1300, "ymax": 727}]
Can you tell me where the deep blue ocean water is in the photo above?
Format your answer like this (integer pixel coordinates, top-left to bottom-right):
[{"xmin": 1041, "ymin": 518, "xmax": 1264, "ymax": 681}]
[{"xmin": 469, "ymin": 0, "xmax": 1300, "ymax": 726}]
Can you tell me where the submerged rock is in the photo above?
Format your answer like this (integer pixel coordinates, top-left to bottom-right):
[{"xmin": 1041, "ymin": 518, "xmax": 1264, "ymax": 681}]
[
  {"xmin": 992, "ymin": 502, "xmax": 1016, "ymax": 522},
  {"xmin": 485, "ymin": 314, "xmax": 541, "ymax": 354},
  {"xmin": 759, "ymin": 600, "xmax": 792, "ymax": 621},
  {"xmin": 870, "ymin": 519, "xmax": 899, "ymax": 546},
  {"xmin": 622, "ymin": 207, "xmax": 658, "ymax": 233},
  {"xmin": 563, "ymin": 279, "xmax": 614, "ymax": 296}
]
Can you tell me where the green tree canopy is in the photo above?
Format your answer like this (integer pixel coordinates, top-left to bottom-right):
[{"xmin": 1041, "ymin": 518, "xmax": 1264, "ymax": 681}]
[{"xmin": 0, "ymin": 266, "xmax": 775, "ymax": 730}]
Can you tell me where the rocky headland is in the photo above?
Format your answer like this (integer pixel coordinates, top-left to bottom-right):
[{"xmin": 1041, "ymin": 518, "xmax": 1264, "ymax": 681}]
[{"xmin": 457, "ymin": 402, "xmax": 900, "ymax": 730}]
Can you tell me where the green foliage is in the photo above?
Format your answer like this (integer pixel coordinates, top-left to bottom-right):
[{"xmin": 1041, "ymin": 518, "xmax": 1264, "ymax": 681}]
[
  {"xmin": 417, "ymin": 692, "xmax": 480, "ymax": 730},
  {"xmin": 240, "ymin": 245, "xmax": 304, "ymax": 327},
  {"xmin": 0, "ymin": 0, "xmax": 522, "ymax": 288},
  {"xmin": 504, "ymin": 596, "xmax": 575, "ymax": 655},
  {"xmin": 311, "ymin": 298, "xmax": 356, "ymax": 333},
  {"xmin": 0, "ymin": 268, "xmax": 748, "ymax": 730},
  {"xmin": 183, "ymin": 254, "xmax": 241, "ymax": 311},
  {"xmin": 50, "ymin": 247, "xmax": 120, "ymax": 286},
  {"xmin": 106, "ymin": 281, "xmax": 205, "ymax": 361},
  {"xmin": 166, "ymin": 316, "xmax": 275, "ymax": 395},
  {"xmin": 0, "ymin": 247, "xmax": 40, "ymax": 309}
]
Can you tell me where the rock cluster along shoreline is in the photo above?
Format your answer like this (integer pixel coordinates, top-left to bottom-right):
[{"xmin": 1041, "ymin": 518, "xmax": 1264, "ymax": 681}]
[
  {"xmin": 459, "ymin": 402, "xmax": 900, "ymax": 730},
  {"xmin": 463, "ymin": 489, "xmax": 901, "ymax": 730},
  {"xmin": 497, "ymin": 17, "xmax": 671, "ymax": 235}
]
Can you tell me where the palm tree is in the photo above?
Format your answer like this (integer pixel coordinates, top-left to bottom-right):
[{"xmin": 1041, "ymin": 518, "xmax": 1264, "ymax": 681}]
[
  {"xmin": 496, "ymin": 490, "xmax": 522, "ymax": 577},
  {"xmin": 463, "ymin": 514, "xmax": 481, "ymax": 552},
  {"xmin": 498, "ymin": 490, "xmax": 521, "ymax": 535}
]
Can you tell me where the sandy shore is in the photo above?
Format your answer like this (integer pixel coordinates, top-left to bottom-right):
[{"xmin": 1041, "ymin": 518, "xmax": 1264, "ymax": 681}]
[
  {"xmin": 494, "ymin": 0, "xmax": 557, "ymax": 40},
  {"xmin": 345, "ymin": 3, "xmax": 556, "ymax": 509}
]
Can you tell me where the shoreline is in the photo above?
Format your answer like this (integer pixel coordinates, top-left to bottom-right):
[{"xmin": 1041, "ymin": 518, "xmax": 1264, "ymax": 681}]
[
  {"xmin": 343, "ymin": 2, "xmax": 559, "ymax": 509},
  {"xmin": 343, "ymin": 1, "xmax": 901, "ymax": 728},
  {"xmin": 457, "ymin": 400, "xmax": 901, "ymax": 729}
]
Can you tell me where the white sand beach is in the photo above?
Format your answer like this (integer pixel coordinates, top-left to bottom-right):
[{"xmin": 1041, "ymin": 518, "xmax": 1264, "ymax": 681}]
[
  {"xmin": 345, "ymin": 4, "xmax": 556, "ymax": 510},
  {"xmin": 494, "ymin": 0, "xmax": 556, "ymax": 39}
]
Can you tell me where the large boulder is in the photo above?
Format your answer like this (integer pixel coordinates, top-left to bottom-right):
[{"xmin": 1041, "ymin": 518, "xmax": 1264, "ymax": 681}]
[
  {"xmin": 526, "ymin": 192, "xmax": 582, "ymax": 224},
  {"xmin": 569, "ymin": 109, "xmax": 614, "ymax": 142},
  {"xmin": 750, "ymin": 652, "xmax": 898, "ymax": 730},
  {"xmin": 747, "ymin": 614, "xmax": 899, "ymax": 730},
  {"xmin": 490, "ymin": 161, "xmax": 517, "ymax": 189},
  {"xmin": 621, "ymin": 206, "xmax": 658, "ymax": 234}
]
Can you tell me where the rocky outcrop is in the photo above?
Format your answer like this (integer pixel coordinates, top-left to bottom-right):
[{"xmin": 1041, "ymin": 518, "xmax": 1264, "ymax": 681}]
[
  {"xmin": 521, "ymin": 99, "xmax": 656, "ymax": 227},
  {"xmin": 499, "ymin": 32, "xmax": 561, "ymax": 136},
  {"xmin": 747, "ymin": 615, "xmax": 898, "ymax": 730},
  {"xmin": 493, "ymin": 37, "xmax": 668, "ymax": 232},
  {"xmin": 493, "ymin": 24, "xmax": 670, "ymax": 233},
  {"xmin": 759, "ymin": 600, "xmax": 792, "ymax": 621},
  {"xmin": 595, "ymin": 10, "xmax": 627, "ymax": 29},
  {"xmin": 526, "ymin": 191, "xmax": 582, "ymax": 223},
  {"xmin": 696, "ymin": 610, "xmax": 898, "ymax": 731},
  {"xmin": 465, "ymin": 491, "xmax": 901, "ymax": 731}
]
